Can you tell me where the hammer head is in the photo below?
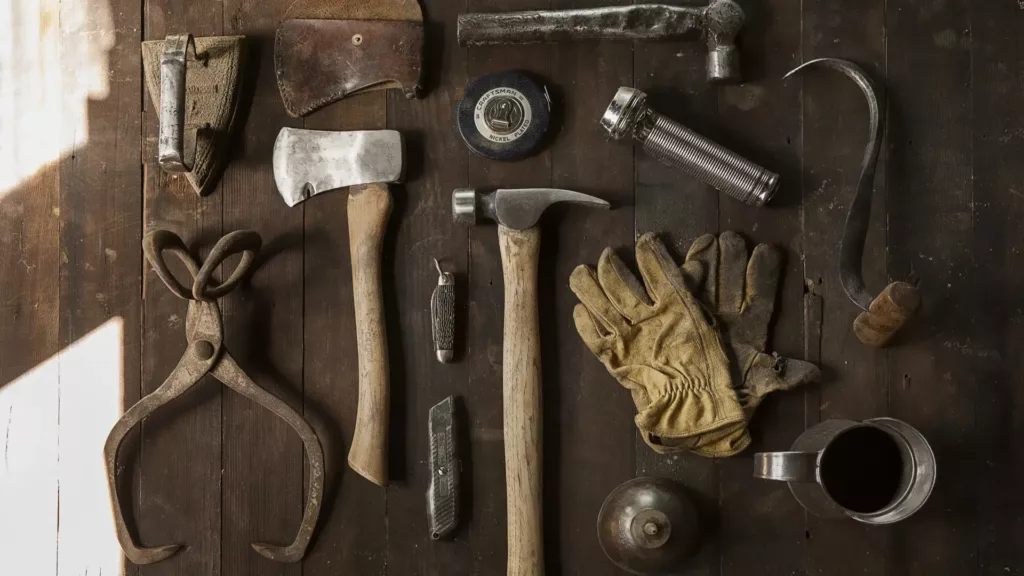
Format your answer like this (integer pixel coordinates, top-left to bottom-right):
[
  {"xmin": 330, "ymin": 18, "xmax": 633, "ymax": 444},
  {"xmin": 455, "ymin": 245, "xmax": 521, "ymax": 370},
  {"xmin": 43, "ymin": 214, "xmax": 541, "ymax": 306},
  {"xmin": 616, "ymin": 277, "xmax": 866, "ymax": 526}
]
[
  {"xmin": 704, "ymin": 0, "xmax": 744, "ymax": 83},
  {"xmin": 273, "ymin": 127, "xmax": 404, "ymax": 207},
  {"xmin": 452, "ymin": 188, "xmax": 610, "ymax": 230}
]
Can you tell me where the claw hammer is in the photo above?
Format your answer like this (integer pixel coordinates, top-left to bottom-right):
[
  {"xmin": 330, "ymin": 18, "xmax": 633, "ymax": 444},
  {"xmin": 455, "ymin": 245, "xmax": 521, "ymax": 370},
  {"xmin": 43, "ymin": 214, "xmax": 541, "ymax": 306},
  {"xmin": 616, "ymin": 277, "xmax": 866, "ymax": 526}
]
[{"xmin": 454, "ymin": 187, "xmax": 609, "ymax": 575}]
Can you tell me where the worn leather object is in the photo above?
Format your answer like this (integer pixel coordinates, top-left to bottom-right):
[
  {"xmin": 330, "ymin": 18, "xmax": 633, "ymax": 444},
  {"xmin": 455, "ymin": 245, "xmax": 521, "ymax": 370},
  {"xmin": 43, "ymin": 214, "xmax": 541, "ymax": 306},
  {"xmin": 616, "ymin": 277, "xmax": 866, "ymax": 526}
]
[
  {"xmin": 142, "ymin": 36, "xmax": 245, "ymax": 197},
  {"xmin": 682, "ymin": 232, "xmax": 822, "ymax": 457},
  {"xmin": 570, "ymin": 233, "xmax": 746, "ymax": 454},
  {"xmin": 275, "ymin": 0, "xmax": 424, "ymax": 117}
]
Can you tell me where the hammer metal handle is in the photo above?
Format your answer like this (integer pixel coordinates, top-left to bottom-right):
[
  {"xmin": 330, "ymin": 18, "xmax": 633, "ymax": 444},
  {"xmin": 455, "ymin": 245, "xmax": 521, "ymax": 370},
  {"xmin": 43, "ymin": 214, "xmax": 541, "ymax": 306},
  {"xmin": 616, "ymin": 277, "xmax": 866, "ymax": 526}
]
[
  {"xmin": 457, "ymin": 5, "xmax": 703, "ymax": 45},
  {"xmin": 347, "ymin": 182, "xmax": 392, "ymax": 486},
  {"xmin": 498, "ymin": 225, "xmax": 544, "ymax": 576}
]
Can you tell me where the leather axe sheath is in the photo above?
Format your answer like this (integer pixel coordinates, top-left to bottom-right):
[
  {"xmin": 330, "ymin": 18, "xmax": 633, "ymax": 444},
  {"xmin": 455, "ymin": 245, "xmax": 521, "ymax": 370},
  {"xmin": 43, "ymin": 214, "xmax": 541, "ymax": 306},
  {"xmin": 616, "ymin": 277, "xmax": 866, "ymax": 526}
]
[{"xmin": 274, "ymin": 0, "xmax": 425, "ymax": 117}]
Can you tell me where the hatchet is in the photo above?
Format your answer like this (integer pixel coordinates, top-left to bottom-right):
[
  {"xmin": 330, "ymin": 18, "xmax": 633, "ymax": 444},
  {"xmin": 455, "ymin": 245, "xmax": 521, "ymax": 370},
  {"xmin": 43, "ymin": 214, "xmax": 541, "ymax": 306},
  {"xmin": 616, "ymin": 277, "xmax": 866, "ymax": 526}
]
[{"xmin": 273, "ymin": 127, "xmax": 403, "ymax": 486}]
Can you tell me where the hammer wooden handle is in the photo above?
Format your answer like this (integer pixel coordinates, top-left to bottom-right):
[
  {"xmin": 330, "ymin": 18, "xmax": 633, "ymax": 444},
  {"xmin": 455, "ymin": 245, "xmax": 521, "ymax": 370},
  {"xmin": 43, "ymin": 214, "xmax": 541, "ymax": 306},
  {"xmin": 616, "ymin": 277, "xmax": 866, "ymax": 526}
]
[
  {"xmin": 347, "ymin": 182, "xmax": 392, "ymax": 486},
  {"xmin": 498, "ymin": 225, "xmax": 544, "ymax": 576}
]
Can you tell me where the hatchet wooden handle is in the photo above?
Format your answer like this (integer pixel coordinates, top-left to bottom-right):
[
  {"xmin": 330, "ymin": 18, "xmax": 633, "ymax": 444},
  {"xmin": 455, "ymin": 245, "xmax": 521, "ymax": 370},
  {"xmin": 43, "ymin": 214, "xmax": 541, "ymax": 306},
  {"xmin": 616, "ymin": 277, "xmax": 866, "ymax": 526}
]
[
  {"xmin": 498, "ymin": 225, "xmax": 544, "ymax": 576},
  {"xmin": 347, "ymin": 182, "xmax": 392, "ymax": 486}
]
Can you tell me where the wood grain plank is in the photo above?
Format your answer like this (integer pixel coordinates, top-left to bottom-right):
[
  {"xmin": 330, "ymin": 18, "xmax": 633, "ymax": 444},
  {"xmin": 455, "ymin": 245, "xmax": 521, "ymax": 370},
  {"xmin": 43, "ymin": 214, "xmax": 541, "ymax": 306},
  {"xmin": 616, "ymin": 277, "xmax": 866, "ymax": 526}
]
[
  {"xmin": 886, "ymin": 0, "xmax": 975, "ymax": 573},
  {"xmin": 971, "ymin": 3, "xmax": 1024, "ymax": 573},
  {"xmin": 545, "ymin": 0, "xmax": 635, "ymax": 573},
  {"xmin": 713, "ymin": 0, "xmax": 805, "ymax": 573},
  {"xmin": 463, "ymin": 0, "xmax": 553, "ymax": 572},
  {"xmin": 218, "ymin": 2, "xmax": 305, "ymax": 574},
  {"xmin": 0, "ymin": 3, "xmax": 62, "ymax": 574},
  {"xmin": 383, "ymin": 0, "xmax": 473, "ymax": 572},
  {"xmin": 631, "ymin": 2, "xmax": 721, "ymax": 575},
  {"xmin": 138, "ymin": 2, "xmax": 223, "ymax": 575},
  {"xmin": 56, "ymin": 0, "xmax": 144, "ymax": 574},
  {"xmin": 798, "ymin": 1, "xmax": 892, "ymax": 573}
]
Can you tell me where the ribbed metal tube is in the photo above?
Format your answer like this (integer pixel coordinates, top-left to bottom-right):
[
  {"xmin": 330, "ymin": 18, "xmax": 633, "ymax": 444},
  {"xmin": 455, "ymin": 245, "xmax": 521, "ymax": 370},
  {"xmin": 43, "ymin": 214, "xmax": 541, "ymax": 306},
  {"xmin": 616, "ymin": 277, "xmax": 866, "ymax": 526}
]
[{"xmin": 639, "ymin": 112, "xmax": 778, "ymax": 207}]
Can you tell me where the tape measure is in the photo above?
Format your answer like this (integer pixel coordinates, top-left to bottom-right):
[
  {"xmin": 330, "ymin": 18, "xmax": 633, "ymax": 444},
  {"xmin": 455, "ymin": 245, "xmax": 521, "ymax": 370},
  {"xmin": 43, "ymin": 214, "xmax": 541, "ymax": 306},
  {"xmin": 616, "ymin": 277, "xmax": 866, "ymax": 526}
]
[{"xmin": 457, "ymin": 70, "xmax": 552, "ymax": 162}]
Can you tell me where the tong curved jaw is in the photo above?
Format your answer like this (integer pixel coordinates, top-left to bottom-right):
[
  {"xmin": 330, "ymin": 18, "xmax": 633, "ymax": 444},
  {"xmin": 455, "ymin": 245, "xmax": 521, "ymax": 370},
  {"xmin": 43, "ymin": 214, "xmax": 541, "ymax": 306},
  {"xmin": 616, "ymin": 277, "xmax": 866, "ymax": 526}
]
[
  {"xmin": 105, "ymin": 230, "xmax": 325, "ymax": 565},
  {"xmin": 209, "ymin": 352, "xmax": 325, "ymax": 563}
]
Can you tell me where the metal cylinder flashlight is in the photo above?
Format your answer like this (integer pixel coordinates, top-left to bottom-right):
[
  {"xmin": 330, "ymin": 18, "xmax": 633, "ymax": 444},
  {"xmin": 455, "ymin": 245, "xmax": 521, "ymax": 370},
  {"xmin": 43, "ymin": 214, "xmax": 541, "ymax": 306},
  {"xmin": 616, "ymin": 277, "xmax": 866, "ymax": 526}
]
[{"xmin": 600, "ymin": 87, "xmax": 779, "ymax": 207}]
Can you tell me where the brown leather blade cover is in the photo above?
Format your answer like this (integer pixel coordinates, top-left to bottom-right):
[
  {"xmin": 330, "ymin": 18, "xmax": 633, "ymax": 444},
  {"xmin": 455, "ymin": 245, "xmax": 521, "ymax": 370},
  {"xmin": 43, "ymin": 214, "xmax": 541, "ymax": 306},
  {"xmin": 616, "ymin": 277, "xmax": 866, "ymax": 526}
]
[{"xmin": 275, "ymin": 19, "xmax": 423, "ymax": 117}]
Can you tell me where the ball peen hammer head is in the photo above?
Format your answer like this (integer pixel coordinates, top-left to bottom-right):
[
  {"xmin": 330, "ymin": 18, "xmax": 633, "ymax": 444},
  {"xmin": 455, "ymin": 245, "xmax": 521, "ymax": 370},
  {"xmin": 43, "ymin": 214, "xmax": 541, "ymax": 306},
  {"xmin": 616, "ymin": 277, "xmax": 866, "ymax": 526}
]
[
  {"xmin": 273, "ymin": 127, "xmax": 404, "ymax": 207},
  {"xmin": 704, "ymin": 0, "xmax": 744, "ymax": 84},
  {"xmin": 452, "ymin": 188, "xmax": 610, "ymax": 230}
]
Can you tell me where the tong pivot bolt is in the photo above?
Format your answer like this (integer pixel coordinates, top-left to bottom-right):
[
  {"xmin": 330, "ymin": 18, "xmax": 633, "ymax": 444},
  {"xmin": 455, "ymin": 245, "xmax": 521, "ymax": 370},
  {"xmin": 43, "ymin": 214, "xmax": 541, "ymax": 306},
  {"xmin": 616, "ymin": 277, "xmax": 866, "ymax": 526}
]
[{"xmin": 194, "ymin": 340, "xmax": 215, "ymax": 360}]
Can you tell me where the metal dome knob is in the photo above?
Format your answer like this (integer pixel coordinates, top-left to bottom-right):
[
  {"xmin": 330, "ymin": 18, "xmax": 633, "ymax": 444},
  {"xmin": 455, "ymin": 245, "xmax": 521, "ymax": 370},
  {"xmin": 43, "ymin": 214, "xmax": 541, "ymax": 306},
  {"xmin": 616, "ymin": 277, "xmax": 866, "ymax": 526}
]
[{"xmin": 597, "ymin": 477, "xmax": 700, "ymax": 575}]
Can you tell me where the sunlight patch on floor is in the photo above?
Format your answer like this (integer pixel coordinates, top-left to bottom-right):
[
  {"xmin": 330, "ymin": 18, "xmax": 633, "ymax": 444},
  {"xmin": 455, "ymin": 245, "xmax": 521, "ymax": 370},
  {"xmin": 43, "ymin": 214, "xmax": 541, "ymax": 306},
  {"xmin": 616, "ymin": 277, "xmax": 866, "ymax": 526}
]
[
  {"xmin": 0, "ymin": 317, "xmax": 124, "ymax": 575},
  {"xmin": 0, "ymin": 0, "xmax": 114, "ymax": 198}
]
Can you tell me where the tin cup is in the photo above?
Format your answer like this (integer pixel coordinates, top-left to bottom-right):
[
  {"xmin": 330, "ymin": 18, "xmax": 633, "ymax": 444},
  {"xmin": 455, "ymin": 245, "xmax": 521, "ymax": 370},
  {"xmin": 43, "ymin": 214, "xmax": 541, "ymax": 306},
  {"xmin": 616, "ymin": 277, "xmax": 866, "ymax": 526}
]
[{"xmin": 753, "ymin": 418, "xmax": 936, "ymax": 524}]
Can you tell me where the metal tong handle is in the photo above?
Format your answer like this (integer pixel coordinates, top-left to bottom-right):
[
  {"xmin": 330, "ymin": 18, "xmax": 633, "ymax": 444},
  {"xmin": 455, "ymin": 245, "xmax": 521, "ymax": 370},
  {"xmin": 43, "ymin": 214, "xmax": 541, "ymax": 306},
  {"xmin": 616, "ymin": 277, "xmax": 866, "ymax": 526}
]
[
  {"xmin": 159, "ymin": 34, "xmax": 204, "ymax": 172},
  {"xmin": 143, "ymin": 229, "xmax": 262, "ymax": 301}
]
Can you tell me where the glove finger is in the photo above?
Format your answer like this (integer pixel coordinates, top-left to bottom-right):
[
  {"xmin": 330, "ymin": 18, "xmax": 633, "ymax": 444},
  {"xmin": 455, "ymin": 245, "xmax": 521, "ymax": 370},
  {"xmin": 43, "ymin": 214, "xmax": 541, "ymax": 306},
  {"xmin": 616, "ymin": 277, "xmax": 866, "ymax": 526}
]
[
  {"xmin": 572, "ymin": 304, "xmax": 611, "ymax": 355},
  {"xmin": 743, "ymin": 244, "xmax": 783, "ymax": 348},
  {"xmin": 779, "ymin": 357, "xmax": 821, "ymax": 389},
  {"xmin": 718, "ymin": 231, "xmax": 748, "ymax": 315},
  {"xmin": 635, "ymin": 233, "xmax": 690, "ymax": 303},
  {"xmin": 597, "ymin": 247, "xmax": 654, "ymax": 323},
  {"xmin": 742, "ymin": 353, "xmax": 821, "ymax": 412},
  {"xmin": 680, "ymin": 259, "xmax": 706, "ymax": 295},
  {"xmin": 685, "ymin": 233, "xmax": 719, "ymax": 309},
  {"xmin": 569, "ymin": 264, "xmax": 630, "ymax": 335}
]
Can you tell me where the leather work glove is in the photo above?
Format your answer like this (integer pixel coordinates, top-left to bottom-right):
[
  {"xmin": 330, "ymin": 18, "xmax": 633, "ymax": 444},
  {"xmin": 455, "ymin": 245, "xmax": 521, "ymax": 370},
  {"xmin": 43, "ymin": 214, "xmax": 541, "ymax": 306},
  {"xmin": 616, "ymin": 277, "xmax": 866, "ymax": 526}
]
[
  {"xmin": 681, "ymin": 232, "xmax": 821, "ymax": 457},
  {"xmin": 569, "ymin": 233, "xmax": 746, "ymax": 454}
]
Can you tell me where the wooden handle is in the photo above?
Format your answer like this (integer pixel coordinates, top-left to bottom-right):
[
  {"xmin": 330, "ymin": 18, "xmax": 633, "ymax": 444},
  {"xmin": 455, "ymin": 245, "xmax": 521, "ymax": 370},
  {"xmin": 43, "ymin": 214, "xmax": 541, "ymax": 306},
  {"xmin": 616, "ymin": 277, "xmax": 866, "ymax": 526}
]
[
  {"xmin": 346, "ymin": 182, "xmax": 392, "ymax": 486},
  {"xmin": 854, "ymin": 281, "xmax": 921, "ymax": 348},
  {"xmin": 498, "ymin": 225, "xmax": 544, "ymax": 576}
]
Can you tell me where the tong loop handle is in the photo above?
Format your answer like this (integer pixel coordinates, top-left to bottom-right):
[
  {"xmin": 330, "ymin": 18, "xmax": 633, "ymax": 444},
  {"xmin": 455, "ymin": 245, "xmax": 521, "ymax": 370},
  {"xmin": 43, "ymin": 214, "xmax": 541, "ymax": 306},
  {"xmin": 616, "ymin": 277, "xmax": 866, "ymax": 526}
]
[
  {"xmin": 193, "ymin": 230, "xmax": 262, "ymax": 301},
  {"xmin": 143, "ymin": 229, "xmax": 262, "ymax": 301},
  {"xmin": 143, "ymin": 229, "xmax": 201, "ymax": 300}
]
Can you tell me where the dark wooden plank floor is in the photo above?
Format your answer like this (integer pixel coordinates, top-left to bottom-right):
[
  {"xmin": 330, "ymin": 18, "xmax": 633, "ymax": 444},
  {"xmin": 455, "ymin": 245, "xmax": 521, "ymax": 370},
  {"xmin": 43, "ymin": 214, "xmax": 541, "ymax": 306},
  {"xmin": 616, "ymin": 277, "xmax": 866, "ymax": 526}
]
[{"xmin": 2, "ymin": 0, "xmax": 1023, "ymax": 574}]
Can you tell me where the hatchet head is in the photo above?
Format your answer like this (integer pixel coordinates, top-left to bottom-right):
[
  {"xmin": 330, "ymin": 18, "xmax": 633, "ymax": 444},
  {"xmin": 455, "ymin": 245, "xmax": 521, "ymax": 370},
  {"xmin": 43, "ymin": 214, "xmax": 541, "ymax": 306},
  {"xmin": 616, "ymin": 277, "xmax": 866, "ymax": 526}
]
[{"xmin": 273, "ymin": 128, "xmax": 404, "ymax": 207}]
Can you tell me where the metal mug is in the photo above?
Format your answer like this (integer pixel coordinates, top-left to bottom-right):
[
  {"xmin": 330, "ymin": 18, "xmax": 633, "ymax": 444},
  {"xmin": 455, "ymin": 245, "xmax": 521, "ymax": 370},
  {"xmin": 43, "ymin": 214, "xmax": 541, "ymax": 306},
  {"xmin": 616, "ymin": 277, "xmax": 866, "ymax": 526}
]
[{"xmin": 753, "ymin": 418, "xmax": 936, "ymax": 524}]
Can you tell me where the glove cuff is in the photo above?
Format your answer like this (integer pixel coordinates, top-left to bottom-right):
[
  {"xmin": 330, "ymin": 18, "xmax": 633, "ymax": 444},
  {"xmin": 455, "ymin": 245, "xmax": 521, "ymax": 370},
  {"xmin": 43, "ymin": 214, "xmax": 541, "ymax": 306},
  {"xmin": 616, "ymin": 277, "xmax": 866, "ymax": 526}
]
[
  {"xmin": 635, "ymin": 386, "xmax": 746, "ymax": 454},
  {"xmin": 690, "ymin": 426, "xmax": 753, "ymax": 458}
]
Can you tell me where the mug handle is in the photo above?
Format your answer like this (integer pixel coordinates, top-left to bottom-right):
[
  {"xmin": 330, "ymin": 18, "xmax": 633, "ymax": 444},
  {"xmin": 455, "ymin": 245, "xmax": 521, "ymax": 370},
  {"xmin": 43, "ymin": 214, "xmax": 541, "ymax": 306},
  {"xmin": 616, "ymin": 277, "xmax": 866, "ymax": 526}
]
[{"xmin": 753, "ymin": 451, "xmax": 818, "ymax": 482}]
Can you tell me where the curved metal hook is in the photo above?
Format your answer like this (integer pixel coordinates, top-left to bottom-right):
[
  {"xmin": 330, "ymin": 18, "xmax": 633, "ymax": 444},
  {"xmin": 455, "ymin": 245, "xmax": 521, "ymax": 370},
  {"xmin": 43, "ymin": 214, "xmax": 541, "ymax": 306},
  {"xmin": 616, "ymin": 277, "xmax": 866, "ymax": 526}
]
[
  {"xmin": 786, "ymin": 58, "xmax": 919, "ymax": 347},
  {"xmin": 785, "ymin": 57, "xmax": 882, "ymax": 312}
]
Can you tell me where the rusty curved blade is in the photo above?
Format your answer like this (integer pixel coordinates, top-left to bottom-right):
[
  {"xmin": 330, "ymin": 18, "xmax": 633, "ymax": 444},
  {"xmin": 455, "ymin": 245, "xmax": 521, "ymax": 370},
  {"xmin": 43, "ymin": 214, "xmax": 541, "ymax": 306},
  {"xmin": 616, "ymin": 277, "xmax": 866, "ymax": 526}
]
[{"xmin": 275, "ymin": 19, "xmax": 424, "ymax": 117}]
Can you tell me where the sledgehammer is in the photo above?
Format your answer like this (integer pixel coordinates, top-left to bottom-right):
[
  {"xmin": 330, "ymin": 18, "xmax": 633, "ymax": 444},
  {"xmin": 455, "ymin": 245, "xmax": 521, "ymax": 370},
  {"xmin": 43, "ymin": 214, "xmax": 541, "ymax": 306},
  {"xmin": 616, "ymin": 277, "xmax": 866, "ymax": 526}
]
[{"xmin": 458, "ymin": 1, "xmax": 746, "ymax": 83}]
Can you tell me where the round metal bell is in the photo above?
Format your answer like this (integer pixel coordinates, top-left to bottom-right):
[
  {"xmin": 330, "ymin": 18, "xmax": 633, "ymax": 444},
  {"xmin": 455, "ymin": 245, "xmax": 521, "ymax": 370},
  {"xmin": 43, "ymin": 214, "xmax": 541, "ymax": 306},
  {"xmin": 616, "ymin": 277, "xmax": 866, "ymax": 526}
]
[{"xmin": 597, "ymin": 477, "xmax": 700, "ymax": 575}]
